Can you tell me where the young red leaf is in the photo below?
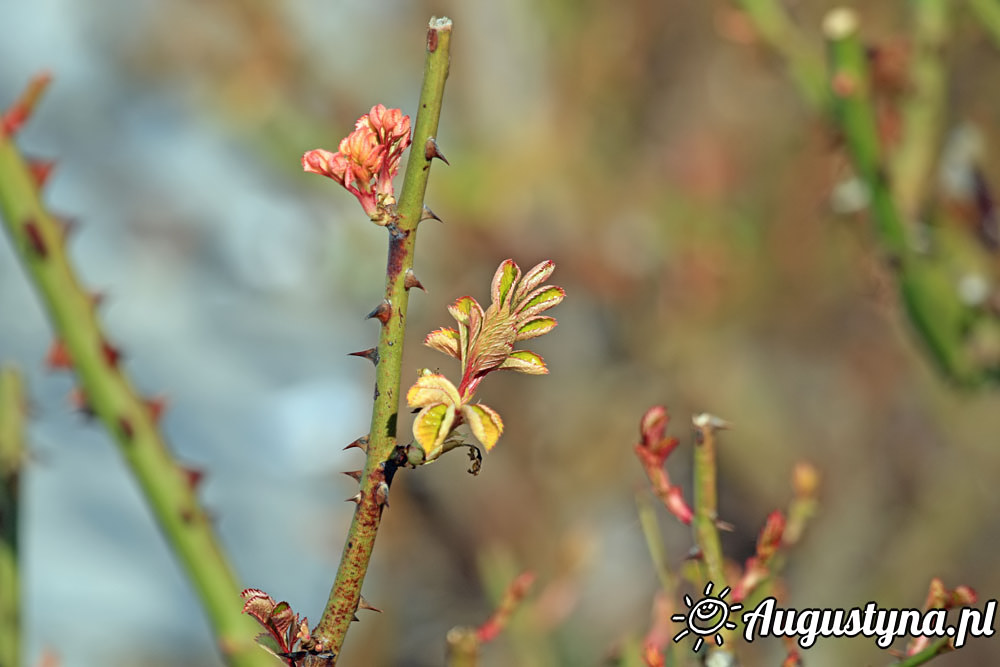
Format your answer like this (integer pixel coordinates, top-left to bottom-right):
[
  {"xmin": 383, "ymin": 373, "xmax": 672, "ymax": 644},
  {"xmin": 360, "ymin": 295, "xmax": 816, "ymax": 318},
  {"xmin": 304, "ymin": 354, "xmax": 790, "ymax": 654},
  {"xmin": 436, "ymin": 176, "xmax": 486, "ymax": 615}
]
[
  {"xmin": 513, "ymin": 260, "xmax": 555, "ymax": 304},
  {"xmin": 490, "ymin": 259, "xmax": 521, "ymax": 310},
  {"xmin": 413, "ymin": 402, "xmax": 456, "ymax": 455},
  {"xmin": 462, "ymin": 403, "xmax": 504, "ymax": 450},
  {"xmin": 515, "ymin": 316, "xmax": 557, "ymax": 341},
  {"xmin": 447, "ymin": 295, "xmax": 479, "ymax": 327},
  {"xmin": 241, "ymin": 589, "xmax": 277, "ymax": 624},
  {"xmin": 406, "ymin": 372, "xmax": 461, "ymax": 408},
  {"xmin": 498, "ymin": 350, "xmax": 548, "ymax": 374},
  {"xmin": 424, "ymin": 327, "xmax": 460, "ymax": 358},
  {"xmin": 516, "ymin": 285, "xmax": 565, "ymax": 319}
]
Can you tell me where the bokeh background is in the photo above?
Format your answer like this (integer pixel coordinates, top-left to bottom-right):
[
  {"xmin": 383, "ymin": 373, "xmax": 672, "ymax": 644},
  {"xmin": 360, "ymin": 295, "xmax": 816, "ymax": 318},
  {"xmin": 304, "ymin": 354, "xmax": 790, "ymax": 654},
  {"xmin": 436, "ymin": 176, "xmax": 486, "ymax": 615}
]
[{"xmin": 2, "ymin": 1, "xmax": 999, "ymax": 665}]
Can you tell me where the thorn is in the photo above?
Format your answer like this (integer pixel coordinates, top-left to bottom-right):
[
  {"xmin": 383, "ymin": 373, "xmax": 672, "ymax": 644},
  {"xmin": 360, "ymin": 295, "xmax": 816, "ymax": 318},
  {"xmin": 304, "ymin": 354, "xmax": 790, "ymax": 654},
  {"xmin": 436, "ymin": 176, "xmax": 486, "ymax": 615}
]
[
  {"xmin": 374, "ymin": 481, "xmax": 390, "ymax": 508},
  {"xmin": 23, "ymin": 218, "xmax": 47, "ymax": 258},
  {"xmin": 420, "ymin": 205, "xmax": 443, "ymax": 223},
  {"xmin": 69, "ymin": 387, "xmax": 95, "ymax": 419},
  {"xmin": 45, "ymin": 340, "xmax": 72, "ymax": 370},
  {"xmin": 344, "ymin": 435, "xmax": 369, "ymax": 452},
  {"xmin": 351, "ymin": 614, "xmax": 360, "ymax": 623},
  {"xmin": 146, "ymin": 396, "xmax": 167, "ymax": 423},
  {"xmin": 101, "ymin": 340, "xmax": 122, "ymax": 367},
  {"xmin": 56, "ymin": 216, "xmax": 78, "ymax": 240},
  {"xmin": 424, "ymin": 137, "xmax": 450, "ymax": 165},
  {"xmin": 342, "ymin": 470, "xmax": 363, "ymax": 482},
  {"xmin": 358, "ymin": 596, "xmax": 383, "ymax": 613},
  {"xmin": 346, "ymin": 492, "xmax": 363, "ymax": 505},
  {"xmin": 1, "ymin": 72, "xmax": 52, "ymax": 136},
  {"xmin": 715, "ymin": 518, "xmax": 735, "ymax": 532},
  {"xmin": 180, "ymin": 465, "xmax": 204, "ymax": 492},
  {"xmin": 118, "ymin": 416, "xmax": 134, "ymax": 441},
  {"xmin": 403, "ymin": 269, "xmax": 425, "ymax": 292},
  {"xmin": 89, "ymin": 291, "xmax": 105, "ymax": 309},
  {"xmin": 365, "ymin": 299, "xmax": 392, "ymax": 325},
  {"xmin": 28, "ymin": 159, "xmax": 56, "ymax": 188},
  {"xmin": 348, "ymin": 347, "xmax": 379, "ymax": 365}
]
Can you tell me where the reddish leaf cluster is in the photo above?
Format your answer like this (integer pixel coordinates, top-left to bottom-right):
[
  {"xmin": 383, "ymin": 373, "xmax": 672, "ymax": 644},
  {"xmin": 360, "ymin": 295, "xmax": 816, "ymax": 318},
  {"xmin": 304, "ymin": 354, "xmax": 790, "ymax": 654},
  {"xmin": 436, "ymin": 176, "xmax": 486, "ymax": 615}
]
[
  {"xmin": 634, "ymin": 406, "xmax": 693, "ymax": 525},
  {"xmin": 302, "ymin": 104, "xmax": 411, "ymax": 224},
  {"xmin": 240, "ymin": 589, "xmax": 310, "ymax": 665},
  {"xmin": 408, "ymin": 259, "xmax": 564, "ymax": 457}
]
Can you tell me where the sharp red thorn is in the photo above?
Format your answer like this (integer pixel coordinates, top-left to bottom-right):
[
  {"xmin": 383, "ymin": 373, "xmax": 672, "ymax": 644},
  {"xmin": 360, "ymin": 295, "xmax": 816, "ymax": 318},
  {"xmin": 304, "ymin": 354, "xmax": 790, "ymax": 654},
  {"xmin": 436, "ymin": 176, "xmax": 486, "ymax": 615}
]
[
  {"xmin": 346, "ymin": 492, "xmax": 363, "ymax": 505},
  {"xmin": 420, "ymin": 205, "xmax": 442, "ymax": 223},
  {"xmin": 342, "ymin": 470, "xmax": 363, "ymax": 482},
  {"xmin": 348, "ymin": 347, "xmax": 380, "ymax": 365},
  {"xmin": 69, "ymin": 387, "xmax": 95, "ymax": 419},
  {"xmin": 180, "ymin": 465, "xmax": 205, "ymax": 492},
  {"xmin": 101, "ymin": 340, "xmax": 122, "ymax": 367},
  {"xmin": 1, "ymin": 72, "xmax": 52, "ymax": 136},
  {"xmin": 118, "ymin": 416, "xmax": 134, "ymax": 440},
  {"xmin": 365, "ymin": 300, "xmax": 392, "ymax": 325},
  {"xmin": 358, "ymin": 596, "xmax": 383, "ymax": 613},
  {"xmin": 28, "ymin": 159, "xmax": 56, "ymax": 188},
  {"xmin": 424, "ymin": 137, "xmax": 449, "ymax": 165},
  {"xmin": 45, "ymin": 340, "xmax": 72, "ymax": 370},
  {"xmin": 23, "ymin": 218, "xmax": 47, "ymax": 258},
  {"xmin": 344, "ymin": 436, "xmax": 370, "ymax": 452},
  {"xmin": 403, "ymin": 269, "xmax": 425, "ymax": 292},
  {"xmin": 146, "ymin": 396, "xmax": 167, "ymax": 423},
  {"xmin": 89, "ymin": 291, "xmax": 106, "ymax": 309}
]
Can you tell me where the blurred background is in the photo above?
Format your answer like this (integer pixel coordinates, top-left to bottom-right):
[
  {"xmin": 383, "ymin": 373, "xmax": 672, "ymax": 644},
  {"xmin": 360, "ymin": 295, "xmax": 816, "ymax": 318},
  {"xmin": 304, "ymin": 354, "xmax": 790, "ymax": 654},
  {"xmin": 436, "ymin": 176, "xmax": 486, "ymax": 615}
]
[{"xmin": 1, "ymin": 1, "xmax": 999, "ymax": 665}]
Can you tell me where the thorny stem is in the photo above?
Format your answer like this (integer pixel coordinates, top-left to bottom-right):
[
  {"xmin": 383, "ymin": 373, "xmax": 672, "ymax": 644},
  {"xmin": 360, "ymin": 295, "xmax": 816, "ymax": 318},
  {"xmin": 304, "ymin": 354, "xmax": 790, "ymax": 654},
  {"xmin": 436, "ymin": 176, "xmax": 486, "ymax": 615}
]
[
  {"xmin": 0, "ymin": 367, "xmax": 26, "ymax": 667},
  {"xmin": 690, "ymin": 414, "xmax": 734, "ymax": 658},
  {"xmin": 891, "ymin": 0, "xmax": 949, "ymax": 224},
  {"xmin": 0, "ymin": 78, "xmax": 270, "ymax": 667},
  {"xmin": 309, "ymin": 17, "xmax": 453, "ymax": 661},
  {"xmin": 968, "ymin": 0, "xmax": 1000, "ymax": 49},
  {"xmin": 824, "ymin": 8, "xmax": 981, "ymax": 385}
]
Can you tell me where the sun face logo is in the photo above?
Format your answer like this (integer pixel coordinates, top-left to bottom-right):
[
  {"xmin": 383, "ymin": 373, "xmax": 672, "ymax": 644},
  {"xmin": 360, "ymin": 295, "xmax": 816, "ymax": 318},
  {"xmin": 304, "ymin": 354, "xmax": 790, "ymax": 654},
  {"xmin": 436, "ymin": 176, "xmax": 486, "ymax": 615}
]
[{"xmin": 671, "ymin": 582, "xmax": 742, "ymax": 652}]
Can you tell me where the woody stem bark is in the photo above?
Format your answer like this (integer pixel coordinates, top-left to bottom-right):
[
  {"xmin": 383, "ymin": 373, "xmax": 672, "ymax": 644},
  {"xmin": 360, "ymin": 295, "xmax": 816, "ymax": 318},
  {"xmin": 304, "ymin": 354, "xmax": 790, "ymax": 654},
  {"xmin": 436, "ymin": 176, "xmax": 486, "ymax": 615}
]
[{"xmin": 309, "ymin": 17, "xmax": 453, "ymax": 661}]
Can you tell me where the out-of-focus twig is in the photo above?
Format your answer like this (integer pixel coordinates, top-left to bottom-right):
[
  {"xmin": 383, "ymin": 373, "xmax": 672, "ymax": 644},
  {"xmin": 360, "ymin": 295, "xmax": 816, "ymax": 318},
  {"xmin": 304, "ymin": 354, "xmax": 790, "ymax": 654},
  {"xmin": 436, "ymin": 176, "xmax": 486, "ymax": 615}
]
[
  {"xmin": 0, "ymin": 76, "xmax": 270, "ymax": 667},
  {"xmin": 0, "ymin": 367, "xmax": 26, "ymax": 667},
  {"xmin": 891, "ymin": 0, "xmax": 949, "ymax": 224},
  {"xmin": 968, "ymin": 0, "xmax": 1000, "ymax": 49},
  {"xmin": 731, "ymin": 0, "xmax": 828, "ymax": 108},
  {"xmin": 446, "ymin": 571, "xmax": 536, "ymax": 667}
]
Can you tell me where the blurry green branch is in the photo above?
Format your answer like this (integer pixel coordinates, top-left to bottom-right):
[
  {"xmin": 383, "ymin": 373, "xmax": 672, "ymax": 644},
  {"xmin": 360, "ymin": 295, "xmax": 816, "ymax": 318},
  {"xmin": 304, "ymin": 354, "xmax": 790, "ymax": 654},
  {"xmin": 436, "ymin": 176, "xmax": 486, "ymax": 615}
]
[
  {"xmin": 0, "ymin": 77, "xmax": 271, "ymax": 667},
  {"xmin": 968, "ymin": 0, "xmax": 1000, "ymax": 48},
  {"xmin": 0, "ymin": 367, "xmax": 26, "ymax": 667},
  {"xmin": 734, "ymin": 2, "xmax": 1000, "ymax": 386},
  {"xmin": 823, "ymin": 7, "xmax": 995, "ymax": 386},
  {"xmin": 731, "ymin": 0, "xmax": 828, "ymax": 107}
]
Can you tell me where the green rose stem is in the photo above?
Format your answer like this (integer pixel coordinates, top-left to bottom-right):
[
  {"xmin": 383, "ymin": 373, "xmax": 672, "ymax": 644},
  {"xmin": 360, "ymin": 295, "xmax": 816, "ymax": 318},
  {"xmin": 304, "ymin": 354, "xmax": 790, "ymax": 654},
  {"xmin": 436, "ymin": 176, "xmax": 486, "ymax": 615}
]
[
  {"xmin": 691, "ymin": 413, "xmax": 736, "ymax": 660},
  {"xmin": 0, "ymin": 78, "xmax": 271, "ymax": 667},
  {"xmin": 307, "ymin": 17, "xmax": 453, "ymax": 661},
  {"xmin": 968, "ymin": 0, "xmax": 1000, "ymax": 50},
  {"xmin": 894, "ymin": 637, "xmax": 952, "ymax": 667},
  {"xmin": 824, "ymin": 8, "xmax": 980, "ymax": 385},
  {"xmin": 0, "ymin": 367, "xmax": 26, "ymax": 667}
]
